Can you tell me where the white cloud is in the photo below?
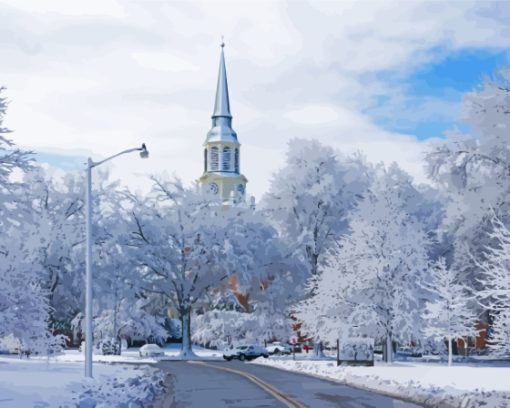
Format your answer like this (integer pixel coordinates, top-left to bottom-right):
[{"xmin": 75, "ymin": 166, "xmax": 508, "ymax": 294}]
[
  {"xmin": 284, "ymin": 105, "xmax": 340, "ymax": 125},
  {"xmin": 131, "ymin": 52, "xmax": 200, "ymax": 73},
  {"xmin": 0, "ymin": 0, "xmax": 126, "ymax": 17},
  {"xmin": 1, "ymin": 1, "xmax": 509, "ymax": 199}
]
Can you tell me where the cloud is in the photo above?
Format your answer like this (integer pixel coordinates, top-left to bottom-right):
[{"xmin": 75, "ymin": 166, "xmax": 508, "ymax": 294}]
[
  {"xmin": 0, "ymin": 0, "xmax": 126, "ymax": 17},
  {"xmin": 284, "ymin": 105, "xmax": 340, "ymax": 125},
  {"xmin": 1, "ymin": 1, "xmax": 509, "ymax": 199},
  {"xmin": 131, "ymin": 52, "xmax": 200, "ymax": 73}
]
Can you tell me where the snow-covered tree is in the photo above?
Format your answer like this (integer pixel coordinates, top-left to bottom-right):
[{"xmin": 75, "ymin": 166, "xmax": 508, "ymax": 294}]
[
  {"xmin": 477, "ymin": 217, "xmax": 510, "ymax": 313},
  {"xmin": 90, "ymin": 298, "xmax": 167, "ymax": 346},
  {"xmin": 0, "ymin": 87, "xmax": 33, "ymax": 229},
  {"xmin": 20, "ymin": 166, "xmax": 132, "ymax": 348},
  {"xmin": 128, "ymin": 177, "xmax": 234, "ymax": 358},
  {"xmin": 423, "ymin": 258, "xmax": 478, "ymax": 366},
  {"xmin": 221, "ymin": 206, "xmax": 299, "ymax": 298},
  {"xmin": 427, "ymin": 71, "xmax": 510, "ymax": 213},
  {"xmin": 23, "ymin": 168, "xmax": 86, "ymax": 327},
  {"xmin": 222, "ymin": 205, "xmax": 306, "ymax": 343},
  {"xmin": 262, "ymin": 139, "xmax": 371, "ymax": 278},
  {"xmin": 295, "ymin": 272, "xmax": 356, "ymax": 346},
  {"xmin": 0, "ymin": 224, "xmax": 52, "ymax": 353},
  {"xmin": 192, "ymin": 310, "xmax": 257, "ymax": 348},
  {"xmin": 0, "ymin": 88, "xmax": 56, "ymax": 354},
  {"xmin": 91, "ymin": 197, "xmax": 151, "ymax": 349},
  {"xmin": 488, "ymin": 310, "xmax": 510, "ymax": 356},
  {"xmin": 426, "ymin": 70, "xmax": 510, "ymax": 286},
  {"xmin": 477, "ymin": 216, "xmax": 510, "ymax": 355},
  {"xmin": 129, "ymin": 176, "xmax": 301, "ymax": 356},
  {"xmin": 300, "ymin": 164, "xmax": 432, "ymax": 362},
  {"xmin": 192, "ymin": 307, "xmax": 291, "ymax": 348},
  {"xmin": 425, "ymin": 72, "xmax": 510, "ymax": 358}
]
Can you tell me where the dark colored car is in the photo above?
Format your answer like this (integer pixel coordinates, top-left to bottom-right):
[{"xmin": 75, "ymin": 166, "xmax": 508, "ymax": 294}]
[{"xmin": 223, "ymin": 345, "xmax": 269, "ymax": 361}]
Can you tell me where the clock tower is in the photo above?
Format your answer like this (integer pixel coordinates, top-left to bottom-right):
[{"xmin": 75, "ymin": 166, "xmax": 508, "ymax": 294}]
[{"xmin": 199, "ymin": 42, "xmax": 247, "ymax": 203}]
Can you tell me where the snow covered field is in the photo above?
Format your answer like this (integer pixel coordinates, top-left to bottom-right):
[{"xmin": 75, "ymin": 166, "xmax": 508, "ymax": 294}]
[
  {"xmin": 0, "ymin": 344, "xmax": 225, "ymax": 408},
  {"xmin": 252, "ymin": 357, "xmax": 510, "ymax": 408},
  {"xmin": 0, "ymin": 353, "xmax": 165, "ymax": 408}
]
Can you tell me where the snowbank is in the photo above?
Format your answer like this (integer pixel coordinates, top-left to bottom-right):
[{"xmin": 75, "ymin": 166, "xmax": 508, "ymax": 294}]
[
  {"xmin": 252, "ymin": 358, "xmax": 510, "ymax": 408},
  {"xmin": 53, "ymin": 344, "xmax": 223, "ymax": 364},
  {"xmin": 0, "ymin": 355, "xmax": 165, "ymax": 407}
]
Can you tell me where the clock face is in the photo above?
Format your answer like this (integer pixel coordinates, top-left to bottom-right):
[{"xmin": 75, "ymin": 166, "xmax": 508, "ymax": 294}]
[
  {"xmin": 237, "ymin": 184, "xmax": 245, "ymax": 194},
  {"xmin": 209, "ymin": 182, "xmax": 219, "ymax": 195}
]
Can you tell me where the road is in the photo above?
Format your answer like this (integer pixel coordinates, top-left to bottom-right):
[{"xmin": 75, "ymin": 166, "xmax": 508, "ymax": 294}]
[{"xmin": 155, "ymin": 360, "xmax": 423, "ymax": 408}]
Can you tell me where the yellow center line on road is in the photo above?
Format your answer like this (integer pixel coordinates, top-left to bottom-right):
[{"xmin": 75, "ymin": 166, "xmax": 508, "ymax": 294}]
[{"xmin": 189, "ymin": 361, "xmax": 307, "ymax": 408}]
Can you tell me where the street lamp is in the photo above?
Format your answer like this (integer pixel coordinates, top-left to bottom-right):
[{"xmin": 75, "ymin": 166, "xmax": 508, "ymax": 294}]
[{"xmin": 84, "ymin": 143, "xmax": 149, "ymax": 378}]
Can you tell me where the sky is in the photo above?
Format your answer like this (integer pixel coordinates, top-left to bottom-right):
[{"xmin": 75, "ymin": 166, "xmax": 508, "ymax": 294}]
[{"xmin": 1, "ymin": 0, "xmax": 509, "ymax": 199}]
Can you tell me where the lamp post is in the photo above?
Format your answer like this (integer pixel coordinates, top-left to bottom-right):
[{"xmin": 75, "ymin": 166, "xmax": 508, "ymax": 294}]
[{"xmin": 85, "ymin": 143, "xmax": 149, "ymax": 378}]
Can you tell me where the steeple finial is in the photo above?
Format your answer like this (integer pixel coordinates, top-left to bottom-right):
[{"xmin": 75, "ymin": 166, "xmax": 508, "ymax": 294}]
[{"xmin": 212, "ymin": 38, "xmax": 231, "ymax": 119}]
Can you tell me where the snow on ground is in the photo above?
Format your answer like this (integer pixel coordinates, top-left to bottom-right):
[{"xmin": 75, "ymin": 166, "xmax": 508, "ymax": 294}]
[
  {"xmin": 52, "ymin": 344, "xmax": 223, "ymax": 365},
  {"xmin": 0, "ymin": 354, "xmax": 165, "ymax": 408},
  {"xmin": 159, "ymin": 343, "xmax": 223, "ymax": 360},
  {"xmin": 0, "ymin": 344, "xmax": 223, "ymax": 408},
  {"xmin": 252, "ymin": 357, "xmax": 510, "ymax": 408},
  {"xmin": 5, "ymin": 343, "xmax": 509, "ymax": 408}
]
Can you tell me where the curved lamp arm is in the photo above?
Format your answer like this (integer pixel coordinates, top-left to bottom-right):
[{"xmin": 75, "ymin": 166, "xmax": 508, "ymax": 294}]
[{"xmin": 90, "ymin": 143, "xmax": 149, "ymax": 168}]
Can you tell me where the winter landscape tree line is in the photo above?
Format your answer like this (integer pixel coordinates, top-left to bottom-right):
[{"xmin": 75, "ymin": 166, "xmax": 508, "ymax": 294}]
[{"xmin": 1, "ymin": 70, "xmax": 509, "ymax": 364}]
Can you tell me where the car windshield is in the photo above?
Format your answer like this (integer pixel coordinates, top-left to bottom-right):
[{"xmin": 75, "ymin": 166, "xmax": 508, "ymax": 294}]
[{"xmin": 237, "ymin": 346, "xmax": 247, "ymax": 350}]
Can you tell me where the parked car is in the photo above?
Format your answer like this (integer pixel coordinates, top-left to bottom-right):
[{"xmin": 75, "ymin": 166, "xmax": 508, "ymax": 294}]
[
  {"xmin": 139, "ymin": 344, "xmax": 165, "ymax": 358},
  {"xmin": 223, "ymin": 345, "xmax": 269, "ymax": 361},
  {"xmin": 266, "ymin": 342, "xmax": 291, "ymax": 355}
]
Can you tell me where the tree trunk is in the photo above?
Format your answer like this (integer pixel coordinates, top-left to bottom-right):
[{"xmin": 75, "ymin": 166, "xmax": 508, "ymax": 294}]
[
  {"xmin": 314, "ymin": 340, "xmax": 324, "ymax": 358},
  {"xmin": 112, "ymin": 274, "xmax": 121, "ymax": 355},
  {"xmin": 385, "ymin": 334, "xmax": 393, "ymax": 363},
  {"xmin": 448, "ymin": 336, "xmax": 452, "ymax": 367},
  {"xmin": 305, "ymin": 245, "xmax": 319, "ymax": 276},
  {"xmin": 179, "ymin": 308, "xmax": 194, "ymax": 359}
]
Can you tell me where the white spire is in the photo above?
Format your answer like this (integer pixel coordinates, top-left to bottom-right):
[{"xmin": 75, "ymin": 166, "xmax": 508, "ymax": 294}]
[
  {"xmin": 212, "ymin": 40, "xmax": 231, "ymax": 119},
  {"xmin": 205, "ymin": 40, "xmax": 238, "ymax": 144}
]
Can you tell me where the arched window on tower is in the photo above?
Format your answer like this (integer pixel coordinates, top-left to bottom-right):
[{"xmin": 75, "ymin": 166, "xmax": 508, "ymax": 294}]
[
  {"xmin": 234, "ymin": 148, "xmax": 239, "ymax": 173},
  {"xmin": 222, "ymin": 146, "xmax": 231, "ymax": 171},
  {"xmin": 204, "ymin": 149, "xmax": 207, "ymax": 172},
  {"xmin": 210, "ymin": 146, "xmax": 219, "ymax": 171}
]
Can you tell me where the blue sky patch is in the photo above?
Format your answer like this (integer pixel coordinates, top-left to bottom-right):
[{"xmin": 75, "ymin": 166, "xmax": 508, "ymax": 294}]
[
  {"xmin": 411, "ymin": 48, "xmax": 509, "ymax": 96},
  {"xmin": 368, "ymin": 48, "xmax": 510, "ymax": 140},
  {"xmin": 35, "ymin": 152, "xmax": 86, "ymax": 171}
]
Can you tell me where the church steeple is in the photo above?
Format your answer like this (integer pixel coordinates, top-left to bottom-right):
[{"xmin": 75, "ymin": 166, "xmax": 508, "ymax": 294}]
[
  {"xmin": 212, "ymin": 41, "xmax": 232, "ymax": 120},
  {"xmin": 205, "ymin": 42, "xmax": 238, "ymax": 144},
  {"xmin": 199, "ymin": 40, "xmax": 247, "ymax": 204}
]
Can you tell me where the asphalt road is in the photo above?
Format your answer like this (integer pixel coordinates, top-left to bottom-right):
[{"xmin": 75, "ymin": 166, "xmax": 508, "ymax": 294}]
[{"xmin": 155, "ymin": 360, "xmax": 423, "ymax": 408}]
